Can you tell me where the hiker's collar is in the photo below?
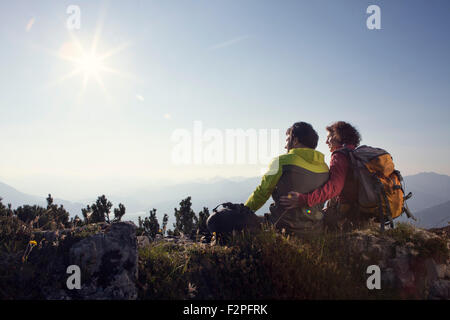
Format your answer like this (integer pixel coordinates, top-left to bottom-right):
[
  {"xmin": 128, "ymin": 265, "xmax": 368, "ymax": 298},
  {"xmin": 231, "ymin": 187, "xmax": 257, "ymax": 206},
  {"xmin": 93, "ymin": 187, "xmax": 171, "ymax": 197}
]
[
  {"xmin": 288, "ymin": 147, "xmax": 316, "ymax": 154},
  {"xmin": 288, "ymin": 148, "xmax": 325, "ymax": 160}
]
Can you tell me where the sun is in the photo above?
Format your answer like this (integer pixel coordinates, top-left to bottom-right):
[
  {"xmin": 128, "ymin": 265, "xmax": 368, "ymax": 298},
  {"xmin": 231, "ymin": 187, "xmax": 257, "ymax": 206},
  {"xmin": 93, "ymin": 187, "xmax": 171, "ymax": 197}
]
[
  {"xmin": 46, "ymin": 22, "xmax": 132, "ymax": 98},
  {"xmin": 36, "ymin": 9, "xmax": 136, "ymax": 99},
  {"xmin": 77, "ymin": 53, "xmax": 104, "ymax": 76}
]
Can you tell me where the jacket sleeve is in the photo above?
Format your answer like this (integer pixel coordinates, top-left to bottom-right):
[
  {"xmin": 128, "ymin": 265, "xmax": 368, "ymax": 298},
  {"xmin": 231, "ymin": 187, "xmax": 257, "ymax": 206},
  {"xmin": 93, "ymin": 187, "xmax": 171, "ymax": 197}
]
[
  {"xmin": 297, "ymin": 152, "xmax": 349, "ymax": 207},
  {"xmin": 245, "ymin": 157, "xmax": 283, "ymax": 212}
]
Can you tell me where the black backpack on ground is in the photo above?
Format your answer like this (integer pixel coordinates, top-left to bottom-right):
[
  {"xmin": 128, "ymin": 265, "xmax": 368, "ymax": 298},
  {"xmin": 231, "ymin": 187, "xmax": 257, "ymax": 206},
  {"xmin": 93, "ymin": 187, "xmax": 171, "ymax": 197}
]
[{"xmin": 206, "ymin": 202, "xmax": 261, "ymax": 233}]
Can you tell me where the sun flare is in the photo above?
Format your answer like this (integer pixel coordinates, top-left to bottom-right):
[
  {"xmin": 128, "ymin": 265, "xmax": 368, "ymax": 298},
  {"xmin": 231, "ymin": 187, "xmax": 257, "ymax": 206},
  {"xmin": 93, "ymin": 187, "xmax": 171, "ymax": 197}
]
[
  {"xmin": 47, "ymin": 23, "xmax": 132, "ymax": 98},
  {"xmin": 77, "ymin": 53, "xmax": 104, "ymax": 76}
]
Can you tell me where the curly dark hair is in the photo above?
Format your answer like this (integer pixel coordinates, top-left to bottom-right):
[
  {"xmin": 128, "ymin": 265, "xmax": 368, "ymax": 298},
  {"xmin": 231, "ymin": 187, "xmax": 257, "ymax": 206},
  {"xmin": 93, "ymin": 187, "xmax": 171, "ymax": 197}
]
[{"xmin": 326, "ymin": 121, "xmax": 361, "ymax": 147}]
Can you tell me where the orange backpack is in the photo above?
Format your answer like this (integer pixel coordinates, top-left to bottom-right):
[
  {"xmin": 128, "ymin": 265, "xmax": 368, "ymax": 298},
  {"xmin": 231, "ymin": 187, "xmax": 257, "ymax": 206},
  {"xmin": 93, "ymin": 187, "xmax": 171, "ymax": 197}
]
[{"xmin": 336, "ymin": 145, "xmax": 415, "ymax": 230}]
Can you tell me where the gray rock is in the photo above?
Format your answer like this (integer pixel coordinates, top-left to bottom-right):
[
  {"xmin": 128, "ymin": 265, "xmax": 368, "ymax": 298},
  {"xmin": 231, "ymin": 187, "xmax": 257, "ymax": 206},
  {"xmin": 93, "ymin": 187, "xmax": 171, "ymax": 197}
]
[
  {"xmin": 436, "ymin": 264, "xmax": 447, "ymax": 279},
  {"xmin": 395, "ymin": 246, "xmax": 411, "ymax": 258},
  {"xmin": 425, "ymin": 259, "xmax": 440, "ymax": 282},
  {"xmin": 445, "ymin": 264, "xmax": 450, "ymax": 279},
  {"xmin": 68, "ymin": 221, "xmax": 138, "ymax": 300},
  {"xmin": 137, "ymin": 235, "xmax": 151, "ymax": 248},
  {"xmin": 381, "ymin": 267, "xmax": 396, "ymax": 287},
  {"xmin": 391, "ymin": 257, "xmax": 415, "ymax": 289},
  {"xmin": 429, "ymin": 279, "xmax": 450, "ymax": 300}
]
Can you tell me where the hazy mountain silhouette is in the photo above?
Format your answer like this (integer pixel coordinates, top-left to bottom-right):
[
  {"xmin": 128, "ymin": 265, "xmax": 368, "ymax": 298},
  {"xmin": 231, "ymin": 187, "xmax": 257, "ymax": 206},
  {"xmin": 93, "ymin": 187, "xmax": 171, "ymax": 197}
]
[
  {"xmin": 403, "ymin": 172, "xmax": 450, "ymax": 212},
  {"xmin": 127, "ymin": 172, "xmax": 450, "ymax": 228},
  {"xmin": 410, "ymin": 200, "xmax": 450, "ymax": 228},
  {"xmin": 0, "ymin": 181, "xmax": 85, "ymax": 216},
  {"xmin": 0, "ymin": 181, "xmax": 42, "ymax": 206},
  {"xmin": 0, "ymin": 177, "xmax": 268, "ymax": 228},
  {"xmin": 1, "ymin": 172, "xmax": 449, "ymax": 228}
]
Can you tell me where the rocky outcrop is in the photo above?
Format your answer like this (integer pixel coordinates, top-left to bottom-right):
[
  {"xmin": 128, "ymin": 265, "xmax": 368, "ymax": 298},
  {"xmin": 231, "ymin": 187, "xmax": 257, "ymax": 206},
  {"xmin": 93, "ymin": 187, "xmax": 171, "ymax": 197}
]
[
  {"xmin": 41, "ymin": 222, "xmax": 138, "ymax": 300},
  {"xmin": 348, "ymin": 224, "xmax": 450, "ymax": 299},
  {"xmin": 29, "ymin": 221, "xmax": 450, "ymax": 300}
]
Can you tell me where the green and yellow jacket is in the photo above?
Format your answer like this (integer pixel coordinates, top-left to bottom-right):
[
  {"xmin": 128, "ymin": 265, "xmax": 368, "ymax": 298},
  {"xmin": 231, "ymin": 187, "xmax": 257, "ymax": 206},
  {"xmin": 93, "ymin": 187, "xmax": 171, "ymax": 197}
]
[{"xmin": 244, "ymin": 148, "xmax": 329, "ymax": 234}]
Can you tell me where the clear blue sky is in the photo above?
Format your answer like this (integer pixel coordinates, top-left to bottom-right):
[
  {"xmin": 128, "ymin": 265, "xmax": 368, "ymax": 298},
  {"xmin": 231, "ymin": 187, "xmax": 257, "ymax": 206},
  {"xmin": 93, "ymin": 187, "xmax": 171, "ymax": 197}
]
[{"xmin": 0, "ymin": 0, "xmax": 449, "ymax": 200}]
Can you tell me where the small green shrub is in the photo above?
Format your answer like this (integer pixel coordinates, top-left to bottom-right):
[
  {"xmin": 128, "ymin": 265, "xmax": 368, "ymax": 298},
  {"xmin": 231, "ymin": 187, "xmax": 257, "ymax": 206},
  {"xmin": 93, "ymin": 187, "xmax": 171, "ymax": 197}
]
[{"xmin": 385, "ymin": 222, "xmax": 416, "ymax": 245}]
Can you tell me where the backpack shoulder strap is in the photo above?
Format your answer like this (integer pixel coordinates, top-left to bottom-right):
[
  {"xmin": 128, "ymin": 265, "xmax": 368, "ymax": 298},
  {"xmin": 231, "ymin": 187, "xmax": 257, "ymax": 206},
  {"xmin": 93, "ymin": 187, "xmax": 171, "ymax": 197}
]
[
  {"xmin": 332, "ymin": 146, "xmax": 357, "ymax": 168},
  {"xmin": 331, "ymin": 145, "xmax": 353, "ymax": 156}
]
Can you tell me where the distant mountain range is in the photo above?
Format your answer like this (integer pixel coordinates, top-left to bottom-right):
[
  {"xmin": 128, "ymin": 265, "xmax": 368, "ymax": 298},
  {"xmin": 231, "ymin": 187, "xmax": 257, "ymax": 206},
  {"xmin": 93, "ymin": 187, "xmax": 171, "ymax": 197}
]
[
  {"xmin": 403, "ymin": 172, "xmax": 450, "ymax": 212},
  {"xmin": 0, "ymin": 177, "xmax": 268, "ymax": 229},
  {"xmin": 397, "ymin": 172, "xmax": 450, "ymax": 228},
  {"xmin": 0, "ymin": 172, "xmax": 449, "ymax": 229},
  {"xmin": 411, "ymin": 201, "xmax": 450, "ymax": 229},
  {"xmin": 0, "ymin": 181, "xmax": 85, "ymax": 217}
]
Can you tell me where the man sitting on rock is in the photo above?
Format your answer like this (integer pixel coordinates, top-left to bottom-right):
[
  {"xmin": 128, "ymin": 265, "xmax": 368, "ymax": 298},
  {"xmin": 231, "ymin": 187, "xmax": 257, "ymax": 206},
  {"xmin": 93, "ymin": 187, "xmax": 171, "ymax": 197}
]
[{"xmin": 207, "ymin": 122, "xmax": 330, "ymax": 237}]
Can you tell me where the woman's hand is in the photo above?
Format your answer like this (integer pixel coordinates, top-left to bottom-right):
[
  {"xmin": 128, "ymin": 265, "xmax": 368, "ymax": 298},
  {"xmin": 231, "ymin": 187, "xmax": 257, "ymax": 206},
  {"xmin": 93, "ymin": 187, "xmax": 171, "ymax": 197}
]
[{"xmin": 280, "ymin": 191, "xmax": 301, "ymax": 209}]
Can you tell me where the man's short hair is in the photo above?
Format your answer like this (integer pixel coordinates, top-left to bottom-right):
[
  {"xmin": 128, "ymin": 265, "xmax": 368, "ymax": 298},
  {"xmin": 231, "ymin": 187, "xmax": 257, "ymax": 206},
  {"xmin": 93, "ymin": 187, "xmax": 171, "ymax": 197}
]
[{"xmin": 290, "ymin": 122, "xmax": 319, "ymax": 149}]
